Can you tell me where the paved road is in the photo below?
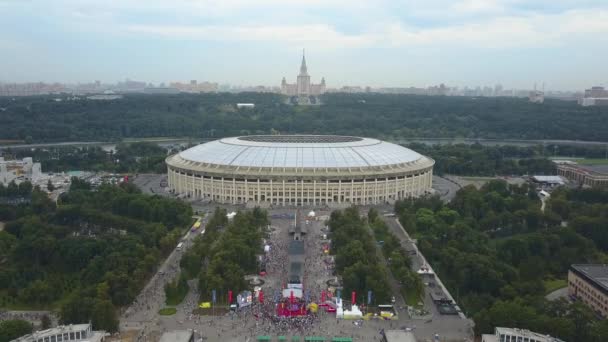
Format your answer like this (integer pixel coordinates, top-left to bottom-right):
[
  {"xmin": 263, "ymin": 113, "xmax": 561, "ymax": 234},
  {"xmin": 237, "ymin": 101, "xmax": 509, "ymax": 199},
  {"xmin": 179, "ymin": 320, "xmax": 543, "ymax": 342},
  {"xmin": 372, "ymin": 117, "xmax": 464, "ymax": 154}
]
[
  {"xmin": 432, "ymin": 176, "xmax": 461, "ymax": 202},
  {"xmin": 382, "ymin": 217, "xmax": 474, "ymax": 341},
  {"xmin": 545, "ymin": 287, "xmax": 569, "ymax": 301},
  {"xmin": 120, "ymin": 214, "xmax": 206, "ymax": 335}
]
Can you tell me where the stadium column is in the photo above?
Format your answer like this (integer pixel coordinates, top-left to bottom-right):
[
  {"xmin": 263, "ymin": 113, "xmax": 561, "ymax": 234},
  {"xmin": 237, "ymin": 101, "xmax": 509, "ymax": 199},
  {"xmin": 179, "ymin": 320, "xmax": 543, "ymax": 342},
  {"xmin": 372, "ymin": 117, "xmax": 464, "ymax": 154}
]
[
  {"xmin": 338, "ymin": 180, "xmax": 341, "ymax": 204},
  {"xmin": 191, "ymin": 174, "xmax": 195, "ymax": 197},
  {"xmin": 232, "ymin": 178, "xmax": 236, "ymax": 204},
  {"xmin": 200, "ymin": 174, "xmax": 205, "ymax": 198},
  {"xmin": 270, "ymin": 179, "xmax": 273, "ymax": 205},
  {"xmin": 325, "ymin": 180, "xmax": 329, "ymax": 205},
  {"xmin": 394, "ymin": 176, "xmax": 398, "ymax": 200},
  {"xmin": 221, "ymin": 177, "xmax": 225, "ymax": 203},
  {"xmin": 313, "ymin": 180, "xmax": 316, "ymax": 206},
  {"xmin": 374, "ymin": 179, "xmax": 378, "ymax": 204},
  {"xmin": 179, "ymin": 171, "xmax": 183, "ymax": 193},
  {"xmin": 351, "ymin": 179, "xmax": 355, "ymax": 203},
  {"xmin": 301, "ymin": 179, "xmax": 304, "ymax": 206},
  {"xmin": 363, "ymin": 179, "xmax": 367, "ymax": 205},
  {"xmin": 245, "ymin": 179, "xmax": 249, "ymax": 203},
  {"xmin": 282, "ymin": 179, "xmax": 285, "ymax": 206},
  {"xmin": 385, "ymin": 177, "xmax": 389, "ymax": 203},
  {"xmin": 211, "ymin": 176, "xmax": 215, "ymax": 200},
  {"xmin": 257, "ymin": 179, "xmax": 261, "ymax": 204}
]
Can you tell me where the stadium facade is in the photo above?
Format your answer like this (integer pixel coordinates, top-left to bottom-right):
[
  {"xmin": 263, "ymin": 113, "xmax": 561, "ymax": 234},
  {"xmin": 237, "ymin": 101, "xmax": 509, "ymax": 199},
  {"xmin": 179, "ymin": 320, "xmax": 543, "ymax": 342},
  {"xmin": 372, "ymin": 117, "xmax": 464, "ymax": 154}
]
[{"xmin": 165, "ymin": 135, "xmax": 434, "ymax": 206}]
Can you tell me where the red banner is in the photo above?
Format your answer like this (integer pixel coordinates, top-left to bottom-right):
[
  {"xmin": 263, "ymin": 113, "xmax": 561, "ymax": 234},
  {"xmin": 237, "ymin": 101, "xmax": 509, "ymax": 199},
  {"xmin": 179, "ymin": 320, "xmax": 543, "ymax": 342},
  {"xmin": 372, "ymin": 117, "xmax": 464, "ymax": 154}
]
[
  {"xmin": 259, "ymin": 290, "xmax": 264, "ymax": 303},
  {"xmin": 351, "ymin": 291, "xmax": 356, "ymax": 305},
  {"xmin": 228, "ymin": 290, "xmax": 233, "ymax": 303},
  {"xmin": 290, "ymin": 291, "xmax": 294, "ymax": 304}
]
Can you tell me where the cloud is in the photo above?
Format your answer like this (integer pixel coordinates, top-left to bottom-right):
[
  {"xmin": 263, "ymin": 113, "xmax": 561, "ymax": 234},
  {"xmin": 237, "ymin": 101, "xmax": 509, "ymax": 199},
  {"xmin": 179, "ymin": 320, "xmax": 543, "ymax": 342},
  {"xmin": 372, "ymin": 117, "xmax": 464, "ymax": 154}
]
[{"xmin": 123, "ymin": 8, "xmax": 608, "ymax": 50}]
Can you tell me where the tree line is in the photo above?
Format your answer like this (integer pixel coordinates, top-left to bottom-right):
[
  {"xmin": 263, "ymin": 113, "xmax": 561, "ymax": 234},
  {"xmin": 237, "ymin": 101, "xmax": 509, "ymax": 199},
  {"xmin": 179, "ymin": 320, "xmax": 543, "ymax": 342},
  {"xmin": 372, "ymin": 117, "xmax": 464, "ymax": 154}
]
[
  {"xmin": 394, "ymin": 182, "xmax": 608, "ymax": 341},
  {"xmin": 368, "ymin": 208, "xmax": 424, "ymax": 305},
  {"xmin": 328, "ymin": 207, "xmax": 393, "ymax": 304},
  {"xmin": 0, "ymin": 180, "xmax": 192, "ymax": 333},
  {"xmin": 3, "ymin": 142, "xmax": 172, "ymax": 174},
  {"xmin": 1, "ymin": 93, "xmax": 607, "ymax": 143},
  {"xmin": 179, "ymin": 207, "xmax": 269, "ymax": 303}
]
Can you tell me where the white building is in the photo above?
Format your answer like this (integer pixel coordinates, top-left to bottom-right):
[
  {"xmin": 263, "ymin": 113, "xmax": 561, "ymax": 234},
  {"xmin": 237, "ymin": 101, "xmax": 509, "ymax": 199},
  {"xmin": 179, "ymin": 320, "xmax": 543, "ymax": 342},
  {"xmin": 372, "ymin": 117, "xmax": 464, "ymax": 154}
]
[
  {"xmin": 579, "ymin": 86, "xmax": 608, "ymax": 106},
  {"xmin": 482, "ymin": 327, "xmax": 565, "ymax": 342},
  {"xmin": 0, "ymin": 157, "xmax": 42, "ymax": 185},
  {"xmin": 11, "ymin": 324, "xmax": 105, "ymax": 342},
  {"xmin": 281, "ymin": 51, "xmax": 326, "ymax": 97}
]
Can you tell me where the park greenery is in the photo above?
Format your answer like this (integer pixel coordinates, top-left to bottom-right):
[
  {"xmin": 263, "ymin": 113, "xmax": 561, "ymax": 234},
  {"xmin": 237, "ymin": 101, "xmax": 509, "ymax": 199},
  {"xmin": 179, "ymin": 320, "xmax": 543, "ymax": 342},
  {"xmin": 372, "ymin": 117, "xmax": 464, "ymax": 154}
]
[
  {"xmin": 409, "ymin": 143, "xmax": 556, "ymax": 176},
  {"xmin": 0, "ymin": 319, "xmax": 32, "ymax": 342},
  {"xmin": 5, "ymin": 142, "xmax": 171, "ymax": 173},
  {"xmin": 328, "ymin": 207, "xmax": 393, "ymax": 304},
  {"xmin": 1, "ymin": 93, "xmax": 608, "ymax": 143},
  {"xmin": 368, "ymin": 208, "xmax": 424, "ymax": 306},
  {"xmin": 0, "ymin": 180, "xmax": 192, "ymax": 333},
  {"xmin": 179, "ymin": 207, "xmax": 269, "ymax": 303},
  {"xmin": 164, "ymin": 273, "xmax": 190, "ymax": 306},
  {"xmin": 395, "ymin": 183, "xmax": 608, "ymax": 341}
]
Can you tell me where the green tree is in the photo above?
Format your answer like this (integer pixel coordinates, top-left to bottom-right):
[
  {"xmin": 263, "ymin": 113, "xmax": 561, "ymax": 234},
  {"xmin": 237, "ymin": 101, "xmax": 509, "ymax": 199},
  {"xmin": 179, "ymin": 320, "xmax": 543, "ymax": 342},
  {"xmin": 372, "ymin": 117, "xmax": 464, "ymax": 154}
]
[{"xmin": 0, "ymin": 319, "xmax": 33, "ymax": 342}]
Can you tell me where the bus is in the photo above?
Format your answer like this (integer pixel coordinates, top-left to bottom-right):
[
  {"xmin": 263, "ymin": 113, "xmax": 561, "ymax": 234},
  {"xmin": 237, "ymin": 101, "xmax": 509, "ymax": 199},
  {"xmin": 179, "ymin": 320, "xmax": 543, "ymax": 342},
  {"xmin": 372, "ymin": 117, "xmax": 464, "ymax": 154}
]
[{"xmin": 176, "ymin": 242, "xmax": 184, "ymax": 251}]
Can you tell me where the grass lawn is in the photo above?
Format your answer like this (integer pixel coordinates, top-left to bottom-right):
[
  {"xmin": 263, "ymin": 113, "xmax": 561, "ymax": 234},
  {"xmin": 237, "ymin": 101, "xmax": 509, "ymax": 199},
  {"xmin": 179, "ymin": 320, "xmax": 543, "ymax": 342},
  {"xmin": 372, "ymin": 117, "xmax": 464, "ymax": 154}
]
[
  {"xmin": 158, "ymin": 307, "xmax": 177, "ymax": 316},
  {"xmin": 544, "ymin": 279, "xmax": 567, "ymax": 294},
  {"xmin": 577, "ymin": 158, "xmax": 608, "ymax": 166}
]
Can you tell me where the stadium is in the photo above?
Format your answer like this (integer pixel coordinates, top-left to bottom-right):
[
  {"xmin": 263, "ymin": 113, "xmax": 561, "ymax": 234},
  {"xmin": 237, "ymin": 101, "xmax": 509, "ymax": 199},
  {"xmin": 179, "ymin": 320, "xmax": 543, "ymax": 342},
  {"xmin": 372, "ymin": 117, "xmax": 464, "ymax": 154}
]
[{"xmin": 165, "ymin": 135, "xmax": 434, "ymax": 206}]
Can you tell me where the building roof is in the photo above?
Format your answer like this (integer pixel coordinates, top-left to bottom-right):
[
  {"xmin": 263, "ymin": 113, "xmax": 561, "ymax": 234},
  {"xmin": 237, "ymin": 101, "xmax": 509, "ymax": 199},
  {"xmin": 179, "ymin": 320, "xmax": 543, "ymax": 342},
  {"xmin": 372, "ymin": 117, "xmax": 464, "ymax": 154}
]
[
  {"xmin": 492, "ymin": 327, "xmax": 565, "ymax": 342},
  {"xmin": 383, "ymin": 330, "xmax": 417, "ymax": 342},
  {"xmin": 159, "ymin": 330, "xmax": 193, "ymax": 342},
  {"xmin": 177, "ymin": 135, "xmax": 425, "ymax": 169},
  {"xmin": 532, "ymin": 175, "xmax": 565, "ymax": 184},
  {"xmin": 570, "ymin": 264, "xmax": 608, "ymax": 295},
  {"xmin": 11, "ymin": 324, "xmax": 104, "ymax": 342}
]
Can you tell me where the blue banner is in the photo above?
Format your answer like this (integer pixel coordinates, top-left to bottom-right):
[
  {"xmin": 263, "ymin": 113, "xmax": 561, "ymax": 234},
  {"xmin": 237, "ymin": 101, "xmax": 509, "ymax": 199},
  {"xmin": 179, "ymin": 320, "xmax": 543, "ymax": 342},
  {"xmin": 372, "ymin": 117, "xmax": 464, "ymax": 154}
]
[
  {"xmin": 337, "ymin": 289, "xmax": 341, "ymax": 299},
  {"xmin": 212, "ymin": 289, "xmax": 217, "ymax": 303},
  {"xmin": 367, "ymin": 290, "xmax": 372, "ymax": 305}
]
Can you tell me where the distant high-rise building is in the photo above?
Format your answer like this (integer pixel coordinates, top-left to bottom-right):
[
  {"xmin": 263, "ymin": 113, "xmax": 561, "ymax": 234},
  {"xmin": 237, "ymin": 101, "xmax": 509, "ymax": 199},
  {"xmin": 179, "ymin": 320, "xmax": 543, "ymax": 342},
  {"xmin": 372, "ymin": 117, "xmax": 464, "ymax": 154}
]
[
  {"xmin": 281, "ymin": 50, "xmax": 326, "ymax": 97},
  {"xmin": 579, "ymin": 86, "xmax": 608, "ymax": 106}
]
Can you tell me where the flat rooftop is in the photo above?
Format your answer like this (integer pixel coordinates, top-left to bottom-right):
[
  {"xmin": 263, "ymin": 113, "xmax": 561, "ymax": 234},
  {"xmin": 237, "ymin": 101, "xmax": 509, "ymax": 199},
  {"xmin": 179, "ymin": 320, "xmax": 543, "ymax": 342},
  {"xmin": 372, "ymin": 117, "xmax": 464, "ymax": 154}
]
[{"xmin": 570, "ymin": 264, "xmax": 608, "ymax": 295}]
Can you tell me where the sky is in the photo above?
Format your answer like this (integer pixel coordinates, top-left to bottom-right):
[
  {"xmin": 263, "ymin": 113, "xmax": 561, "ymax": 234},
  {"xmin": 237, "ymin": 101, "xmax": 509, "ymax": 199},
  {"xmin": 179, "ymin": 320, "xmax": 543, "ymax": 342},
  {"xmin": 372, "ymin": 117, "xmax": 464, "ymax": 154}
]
[{"xmin": 1, "ymin": 0, "xmax": 607, "ymax": 90}]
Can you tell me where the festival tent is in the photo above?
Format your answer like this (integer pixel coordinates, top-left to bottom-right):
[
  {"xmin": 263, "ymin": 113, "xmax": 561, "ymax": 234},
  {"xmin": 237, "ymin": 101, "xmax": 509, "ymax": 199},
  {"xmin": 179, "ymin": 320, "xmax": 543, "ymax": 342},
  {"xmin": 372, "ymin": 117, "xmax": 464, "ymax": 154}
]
[
  {"xmin": 331, "ymin": 338, "xmax": 353, "ymax": 342},
  {"xmin": 256, "ymin": 336, "xmax": 271, "ymax": 341},
  {"xmin": 304, "ymin": 337, "xmax": 326, "ymax": 341}
]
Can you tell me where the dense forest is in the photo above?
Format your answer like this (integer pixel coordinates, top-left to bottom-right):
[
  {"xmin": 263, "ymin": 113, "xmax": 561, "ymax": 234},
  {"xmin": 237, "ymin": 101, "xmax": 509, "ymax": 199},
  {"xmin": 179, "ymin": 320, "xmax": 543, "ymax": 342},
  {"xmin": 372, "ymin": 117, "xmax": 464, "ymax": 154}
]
[
  {"xmin": 0, "ymin": 181, "xmax": 192, "ymax": 332},
  {"xmin": 1, "ymin": 93, "xmax": 607, "ymax": 143},
  {"xmin": 395, "ymin": 183, "xmax": 608, "ymax": 341}
]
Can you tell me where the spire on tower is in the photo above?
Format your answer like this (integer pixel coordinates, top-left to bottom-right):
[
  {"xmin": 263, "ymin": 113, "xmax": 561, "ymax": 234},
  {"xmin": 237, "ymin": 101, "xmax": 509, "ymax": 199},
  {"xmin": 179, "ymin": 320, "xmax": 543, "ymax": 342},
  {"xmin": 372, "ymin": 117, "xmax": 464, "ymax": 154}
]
[{"xmin": 299, "ymin": 49, "xmax": 308, "ymax": 75}]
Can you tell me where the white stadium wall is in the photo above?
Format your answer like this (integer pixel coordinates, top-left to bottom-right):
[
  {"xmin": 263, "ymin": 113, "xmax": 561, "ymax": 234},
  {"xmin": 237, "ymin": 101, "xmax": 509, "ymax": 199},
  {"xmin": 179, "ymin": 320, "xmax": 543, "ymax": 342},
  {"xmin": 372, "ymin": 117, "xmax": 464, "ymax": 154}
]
[{"xmin": 165, "ymin": 135, "xmax": 434, "ymax": 206}]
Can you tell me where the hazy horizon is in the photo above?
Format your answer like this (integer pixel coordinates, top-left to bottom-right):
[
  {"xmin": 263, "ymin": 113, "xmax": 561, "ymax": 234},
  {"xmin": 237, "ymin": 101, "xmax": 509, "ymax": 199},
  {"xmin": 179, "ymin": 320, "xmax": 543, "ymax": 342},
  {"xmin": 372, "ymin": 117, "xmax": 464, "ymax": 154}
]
[{"xmin": 1, "ymin": 0, "xmax": 608, "ymax": 91}]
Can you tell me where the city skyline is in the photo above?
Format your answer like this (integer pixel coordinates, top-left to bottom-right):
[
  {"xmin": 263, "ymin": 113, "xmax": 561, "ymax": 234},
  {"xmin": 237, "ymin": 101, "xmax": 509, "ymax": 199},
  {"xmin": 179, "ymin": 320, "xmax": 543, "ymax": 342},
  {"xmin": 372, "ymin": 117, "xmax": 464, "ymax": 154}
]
[{"xmin": 1, "ymin": 0, "xmax": 608, "ymax": 90}]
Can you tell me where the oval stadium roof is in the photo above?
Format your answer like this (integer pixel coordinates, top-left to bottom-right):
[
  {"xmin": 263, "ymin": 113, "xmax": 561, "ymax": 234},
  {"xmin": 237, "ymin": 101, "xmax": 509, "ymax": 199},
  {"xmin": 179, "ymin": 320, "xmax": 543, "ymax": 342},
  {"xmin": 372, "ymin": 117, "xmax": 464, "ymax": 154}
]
[{"xmin": 178, "ymin": 135, "xmax": 424, "ymax": 169}]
